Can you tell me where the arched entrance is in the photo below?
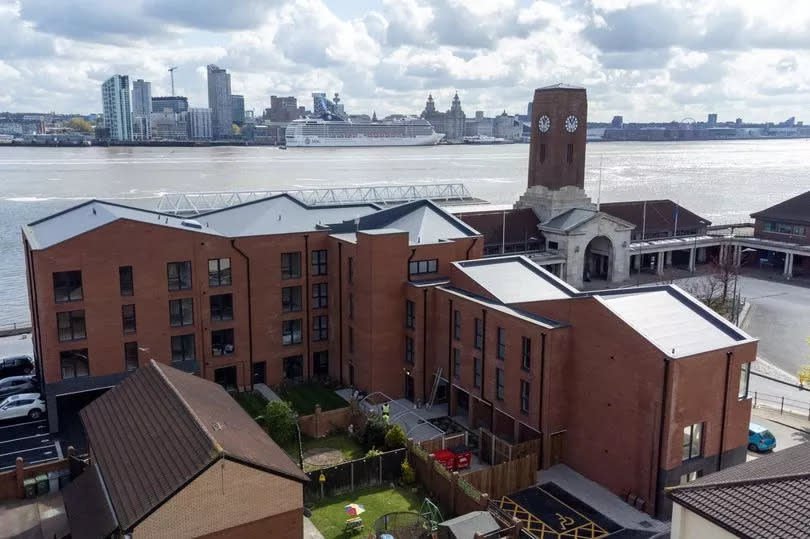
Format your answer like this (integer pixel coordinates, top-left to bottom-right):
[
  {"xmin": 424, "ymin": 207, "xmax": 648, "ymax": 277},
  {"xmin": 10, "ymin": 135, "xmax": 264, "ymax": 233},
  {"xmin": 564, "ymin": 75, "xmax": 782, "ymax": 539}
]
[{"xmin": 583, "ymin": 235, "xmax": 613, "ymax": 282}]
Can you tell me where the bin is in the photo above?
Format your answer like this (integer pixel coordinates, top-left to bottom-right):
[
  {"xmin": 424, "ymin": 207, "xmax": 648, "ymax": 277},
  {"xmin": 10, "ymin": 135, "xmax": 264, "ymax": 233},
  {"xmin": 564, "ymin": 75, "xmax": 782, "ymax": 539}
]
[
  {"xmin": 23, "ymin": 478, "xmax": 37, "ymax": 499},
  {"xmin": 57, "ymin": 469, "xmax": 72, "ymax": 489},
  {"xmin": 35, "ymin": 474, "xmax": 49, "ymax": 496},
  {"xmin": 48, "ymin": 471, "xmax": 60, "ymax": 493}
]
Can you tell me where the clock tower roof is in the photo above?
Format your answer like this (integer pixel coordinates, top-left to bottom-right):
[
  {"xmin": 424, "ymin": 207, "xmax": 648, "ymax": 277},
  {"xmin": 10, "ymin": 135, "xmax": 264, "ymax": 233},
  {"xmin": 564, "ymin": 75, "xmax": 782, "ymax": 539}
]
[{"xmin": 537, "ymin": 83, "xmax": 585, "ymax": 91}]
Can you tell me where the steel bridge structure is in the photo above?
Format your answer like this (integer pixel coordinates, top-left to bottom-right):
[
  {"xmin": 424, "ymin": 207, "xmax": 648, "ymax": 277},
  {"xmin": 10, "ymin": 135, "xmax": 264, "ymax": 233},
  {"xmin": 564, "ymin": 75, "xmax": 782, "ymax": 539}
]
[{"xmin": 155, "ymin": 183, "xmax": 478, "ymax": 215}]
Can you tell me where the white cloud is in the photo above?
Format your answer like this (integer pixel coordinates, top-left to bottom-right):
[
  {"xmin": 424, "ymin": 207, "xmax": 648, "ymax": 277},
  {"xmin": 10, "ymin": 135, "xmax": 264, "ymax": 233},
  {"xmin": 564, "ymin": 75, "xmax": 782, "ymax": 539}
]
[{"xmin": 0, "ymin": 0, "xmax": 807, "ymax": 122}]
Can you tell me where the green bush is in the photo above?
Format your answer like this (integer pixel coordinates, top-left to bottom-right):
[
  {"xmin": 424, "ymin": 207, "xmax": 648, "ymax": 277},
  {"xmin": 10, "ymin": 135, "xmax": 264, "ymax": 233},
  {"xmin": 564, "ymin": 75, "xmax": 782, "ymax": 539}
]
[
  {"xmin": 362, "ymin": 414, "xmax": 388, "ymax": 449},
  {"xmin": 365, "ymin": 447, "xmax": 383, "ymax": 458},
  {"xmin": 401, "ymin": 459, "xmax": 415, "ymax": 485},
  {"xmin": 261, "ymin": 401, "xmax": 298, "ymax": 446},
  {"xmin": 384, "ymin": 424, "xmax": 407, "ymax": 450}
]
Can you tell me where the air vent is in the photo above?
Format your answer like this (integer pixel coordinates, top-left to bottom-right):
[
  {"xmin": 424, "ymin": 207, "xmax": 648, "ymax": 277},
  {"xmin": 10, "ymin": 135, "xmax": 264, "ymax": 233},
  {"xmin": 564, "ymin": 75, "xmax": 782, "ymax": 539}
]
[{"xmin": 181, "ymin": 219, "xmax": 203, "ymax": 229}]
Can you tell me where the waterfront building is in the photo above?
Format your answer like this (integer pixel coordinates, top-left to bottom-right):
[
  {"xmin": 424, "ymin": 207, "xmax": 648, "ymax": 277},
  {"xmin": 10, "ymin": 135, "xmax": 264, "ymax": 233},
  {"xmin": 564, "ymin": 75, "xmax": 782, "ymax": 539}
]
[
  {"xmin": 131, "ymin": 79, "xmax": 152, "ymax": 141},
  {"xmin": 265, "ymin": 96, "xmax": 299, "ymax": 122},
  {"xmin": 493, "ymin": 111, "xmax": 521, "ymax": 140},
  {"xmin": 151, "ymin": 96, "xmax": 188, "ymax": 114},
  {"xmin": 231, "ymin": 94, "xmax": 245, "ymax": 126},
  {"xmin": 421, "ymin": 93, "xmax": 466, "ymax": 142},
  {"xmin": 207, "ymin": 64, "xmax": 232, "ymax": 139},
  {"xmin": 708, "ymin": 113, "xmax": 718, "ymax": 126},
  {"xmin": 150, "ymin": 109, "xmax": 188, "ymax": 140},
  {"xmin": 22, "ymin": 85, "xmax": 757, "ymax": 519},
  {"xmin": 100, "ymin": 75, "xmax": 133, "ymax": 141},
  {"xmin": 464, "ymin": 115, "xmax": 493, "ymax": 137},
  {"xmin": 188, "ymin": 107, "xmax": 212, "ymax": 140}
]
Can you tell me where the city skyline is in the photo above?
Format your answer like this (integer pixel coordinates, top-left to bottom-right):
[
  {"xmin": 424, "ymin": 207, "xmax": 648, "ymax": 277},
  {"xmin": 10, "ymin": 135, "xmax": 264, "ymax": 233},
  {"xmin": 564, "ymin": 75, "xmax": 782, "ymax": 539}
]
[{"xmin": 1, "ymin": 1, "xmax": 809, "ymax": 121}]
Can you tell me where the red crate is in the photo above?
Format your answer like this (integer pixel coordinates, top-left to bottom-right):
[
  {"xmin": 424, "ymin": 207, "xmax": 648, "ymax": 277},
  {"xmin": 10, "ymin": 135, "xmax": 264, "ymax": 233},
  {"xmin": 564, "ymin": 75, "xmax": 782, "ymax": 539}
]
[
  {"xmin": 432, "ymin": 449, "xmax": 455, "ymax": 471},
  {"xmin": 449, "ymin": 445, "xmax": 471, "ymax": 470}
]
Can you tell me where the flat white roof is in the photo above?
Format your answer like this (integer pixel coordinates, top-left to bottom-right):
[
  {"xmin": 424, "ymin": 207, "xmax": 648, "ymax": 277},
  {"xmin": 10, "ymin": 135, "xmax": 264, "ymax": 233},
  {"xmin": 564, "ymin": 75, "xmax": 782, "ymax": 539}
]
[
  {"xmin": 598, "ymin": 289, "xmax": 748, "ymax": 358},
  {"xmin": 455, "ymin": 256, "xmax": 576, "ymax": 304}
]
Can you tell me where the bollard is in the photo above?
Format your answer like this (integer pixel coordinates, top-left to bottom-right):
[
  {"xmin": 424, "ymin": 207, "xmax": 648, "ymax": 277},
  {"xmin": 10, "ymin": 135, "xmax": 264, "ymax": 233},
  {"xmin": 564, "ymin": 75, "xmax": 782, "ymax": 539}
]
[{"xmin": 780, "ymin": 396, "xmax": 785, "ymax": 415}]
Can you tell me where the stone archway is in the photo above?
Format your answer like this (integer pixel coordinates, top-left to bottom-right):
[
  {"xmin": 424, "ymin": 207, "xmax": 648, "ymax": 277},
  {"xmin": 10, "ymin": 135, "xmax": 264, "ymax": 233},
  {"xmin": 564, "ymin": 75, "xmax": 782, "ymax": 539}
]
[{"xmin": 583, "ymin": 235, "xmax": 613, "ymax": 283}]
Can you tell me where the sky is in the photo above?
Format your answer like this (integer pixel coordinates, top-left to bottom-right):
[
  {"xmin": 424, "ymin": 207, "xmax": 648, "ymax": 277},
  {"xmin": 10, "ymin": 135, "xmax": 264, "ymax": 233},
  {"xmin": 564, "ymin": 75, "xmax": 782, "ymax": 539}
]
[{"xmin": 1, "ymin": 0, "xmax": 809, "ymax": 122}]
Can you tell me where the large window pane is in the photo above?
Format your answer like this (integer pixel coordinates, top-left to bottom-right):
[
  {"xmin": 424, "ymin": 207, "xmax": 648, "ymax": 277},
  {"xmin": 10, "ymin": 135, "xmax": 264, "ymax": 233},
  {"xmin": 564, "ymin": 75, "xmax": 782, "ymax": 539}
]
[
  {"xmin": 119, "ymin": 266, "xmax": 134, "ymax": 296},
  {"xmin": 282, "ymin": 319, "xmax": 303, "ymax": 346},
  {"xmin": 53, "ymin": 271, "xmax": 82, "ymax": 303},
  {"xmin": 169, "ymin": 298, "xmax": 194, "ymax": 327},
  {"xmin": 210, "ymin": 294, "xmax": 233, "ymax": 321},
  {"xmin": 208, "ymin": 258, "xmax": 232, "ymax": 287},
  {"xmin": 311, "ymin": 250, "xmax": 328, "ymax": 275},
  {"xmin": 282, "ymin": 286, "xmax": 302, "ymax": 312},
  {"xmin": 312, "ymin": 283, "xmax": 328, "ymax": 309},
  {"xmin": 281, "ymin": 252, "xmax": 301, "ymax": 280},
  {"xmin": 122, "ymin": 304, "xmax": 136, "ymax": 334},
  {"xmin": 211, "ymin": 328, "xmax": 235, "ymax": 356},
  {"xmin": 171, "ymin": 334, "xmax": 196, "ymax": 362},
  {"xmin": 124, "ymin": 342, "xmax": 138, "ymax": 371},
  {"xmin": 167, "ymin": 261, "xmax": 192, "ymax": 291},
  {"xmin": 57, "ymin": 310, "xmax": 86, "ymax": 342},
  {"xmin": 60, "ymin": 349, "xmax": 89, "ymax": 380}
]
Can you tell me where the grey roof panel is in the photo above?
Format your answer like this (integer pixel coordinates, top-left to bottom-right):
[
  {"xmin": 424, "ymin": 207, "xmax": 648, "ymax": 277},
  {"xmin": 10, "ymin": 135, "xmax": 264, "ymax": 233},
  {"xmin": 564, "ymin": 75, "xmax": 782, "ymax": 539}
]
[
  {"xmin": 542, "ymin": 208, "xmax": 598, "ymax": 231},
  {"xmin": 598, "ymin": 288, "xmax": 747, "ymax": 357},
  {"xmin": 455, "ymin": 256, "xmax": 576, "ymax": 304}
]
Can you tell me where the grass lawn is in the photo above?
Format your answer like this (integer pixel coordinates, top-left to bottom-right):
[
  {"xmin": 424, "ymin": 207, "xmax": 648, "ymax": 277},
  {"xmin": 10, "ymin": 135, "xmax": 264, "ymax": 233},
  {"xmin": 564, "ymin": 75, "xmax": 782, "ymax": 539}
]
[
  {"xmin": 232, "ymin": 391, "xmax": 268, "ymax": 419},
  {"xmin": 310, "ymin": 485, "xmax": 423, "ymax": 539},
  {"xmin": 278, "ymin": 383, "xmax": 348, "ymax": 414}
]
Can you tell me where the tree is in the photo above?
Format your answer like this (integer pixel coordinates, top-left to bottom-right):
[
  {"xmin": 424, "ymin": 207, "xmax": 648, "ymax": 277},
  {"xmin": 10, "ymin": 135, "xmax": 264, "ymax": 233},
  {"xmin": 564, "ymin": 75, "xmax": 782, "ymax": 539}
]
[
  {"xmin": 362, "ymin": 414, "xmax": 388, "ymax": 449},
  {"xmin": 400, "ymin": 459, "xmax": 415, "ymax": 485},
  {"xmin": 682, "ymin": 259, "xmax": 740, "ymax": 317},
  {"xmin": 67, "ymin": 117, "xmax": 93, "ymax": 133},
  {"xmin": 259, "ymin": 401, "xmax": 298, "ymax": 446},
  {"xmin": 384, "ymin": 424, "xmax": 407, "ymax": 450}
]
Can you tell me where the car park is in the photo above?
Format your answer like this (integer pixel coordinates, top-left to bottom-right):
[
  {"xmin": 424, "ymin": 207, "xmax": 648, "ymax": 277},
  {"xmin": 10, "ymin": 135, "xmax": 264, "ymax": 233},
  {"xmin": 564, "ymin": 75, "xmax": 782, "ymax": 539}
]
[
  {"xmin": 0, "ymin": 355, "xmax": 35, "ymax": 378},
  {"xmin": 0, "ymin": 375, "xmax": 37, "ymax": 399},
  {"xmin": 748, "ymin": 422, "xmax": 776, "ymax": 452},
  {"xmin": 0, "ymin": 393, "xmax": 46, "ymax": 421}
]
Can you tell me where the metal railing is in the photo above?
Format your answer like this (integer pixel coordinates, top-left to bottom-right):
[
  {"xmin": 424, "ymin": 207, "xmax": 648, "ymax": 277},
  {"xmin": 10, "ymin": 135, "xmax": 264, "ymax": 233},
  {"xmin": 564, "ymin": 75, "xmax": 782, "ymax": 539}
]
[
  {"xmin": 752, "ymin": 390, "xmax": 810, "ymax": 421},
  {"xmin": 155, "ymin": 183, "xmax": 477, "ymax": 215}
]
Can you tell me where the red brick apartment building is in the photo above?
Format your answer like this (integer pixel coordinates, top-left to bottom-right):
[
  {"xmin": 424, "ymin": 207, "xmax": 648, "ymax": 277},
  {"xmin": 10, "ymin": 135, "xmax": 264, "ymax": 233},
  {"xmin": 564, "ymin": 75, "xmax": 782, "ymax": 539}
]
[{"xmin": 22, "ymin": 86, "xmax": 757, "ymax": 518}]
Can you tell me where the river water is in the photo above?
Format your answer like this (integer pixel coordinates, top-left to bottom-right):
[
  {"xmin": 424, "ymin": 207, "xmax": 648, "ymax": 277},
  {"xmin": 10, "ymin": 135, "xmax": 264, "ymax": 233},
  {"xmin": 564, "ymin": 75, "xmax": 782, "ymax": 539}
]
[{"xmin": 1, "ymin": 140, "xmax": 809, "ymax": 327}]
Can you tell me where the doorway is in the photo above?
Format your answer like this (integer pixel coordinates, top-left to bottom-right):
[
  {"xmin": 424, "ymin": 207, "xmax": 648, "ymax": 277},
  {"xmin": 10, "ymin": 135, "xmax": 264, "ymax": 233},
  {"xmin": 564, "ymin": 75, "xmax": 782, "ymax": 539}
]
[
  {"xmin": 550, "ymin": 430, "xmax": 566, "ymax": 466},
  {"xmin": 404, "ymin": 374, "xmax": 415, "ymax": 402},
  {"xmin": 455, "ymin": 387, "xmax": 469, "ymax": 418},
  {"xmin": 252, "ymin": 361, "xmax": 266, "ymax": 385},
  {"xmin": 583, "ymin": 235, "xmax": 613, "ymax": 282},
  {"xmin": 214, "ymin": 366, "xmax": 237, "ymax": 389}
]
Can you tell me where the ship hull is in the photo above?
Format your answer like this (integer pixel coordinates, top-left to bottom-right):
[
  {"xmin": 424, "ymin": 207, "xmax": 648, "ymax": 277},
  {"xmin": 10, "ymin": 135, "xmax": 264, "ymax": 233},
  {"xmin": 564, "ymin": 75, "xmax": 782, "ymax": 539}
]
[{"xmin": 286, "ymin": 133, "xmax": 444, "ymax": 147}]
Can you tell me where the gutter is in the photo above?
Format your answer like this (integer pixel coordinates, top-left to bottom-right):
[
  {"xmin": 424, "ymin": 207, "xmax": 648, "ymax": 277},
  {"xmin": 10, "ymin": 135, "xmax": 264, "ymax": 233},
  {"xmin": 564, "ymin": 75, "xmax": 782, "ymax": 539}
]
[
  {"xmin": 653, "ymin": 357, "xmax": 670, "ymax": 514},
  {"xmin": 538, "ymin": 332, "xmax": 546, "ymax": 468},
  {"xmin": 304, "ymin": 235, "xmax": 310, "ymax": 379},
  {"xmin": 422, "ymin": 288, "xmax": 428, "ymax": 403},
  {"xmin": 718, "ymin": 351, "xmax": 732, "ymax": 471},
  {"xmin": 338, "ymin": 243, "xmax": 344, "ymax": 385},
  {"xmin": 465, "ymin": 237, "xmax": 479, "ymax": 260},
  {"xmin": 231, "ymin": 240, "xmax": 254, "ymax": 390}
]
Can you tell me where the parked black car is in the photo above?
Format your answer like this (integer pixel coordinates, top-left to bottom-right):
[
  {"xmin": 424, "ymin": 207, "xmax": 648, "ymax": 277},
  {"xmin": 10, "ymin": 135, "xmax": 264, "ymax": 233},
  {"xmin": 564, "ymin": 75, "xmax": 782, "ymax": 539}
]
[
  {"xmin": 0, "ymin": 375, "xmax": 37, "ymax": 399},
  {"xmin": 0, "ymin": 355, "xmax": 35, "ymax": 378}
]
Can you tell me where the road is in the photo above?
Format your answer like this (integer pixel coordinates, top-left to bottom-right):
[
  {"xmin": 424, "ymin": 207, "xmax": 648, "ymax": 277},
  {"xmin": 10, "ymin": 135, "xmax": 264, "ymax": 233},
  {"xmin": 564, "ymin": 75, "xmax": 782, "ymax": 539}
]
[
  {"xmin": 0, "ymin": 419, "xmax": 61, "ymax": 471},
  {"xmin": 747, "ymin": 410, "xmax": 810, "ymax": 462}
]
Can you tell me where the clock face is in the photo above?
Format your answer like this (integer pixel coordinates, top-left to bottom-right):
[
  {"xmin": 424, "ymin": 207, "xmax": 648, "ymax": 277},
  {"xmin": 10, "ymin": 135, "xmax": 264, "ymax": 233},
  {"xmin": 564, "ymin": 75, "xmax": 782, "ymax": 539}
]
[
  {"xmin": 565, "ymin": 115, "xmax": 578, "ymax": 133},
  {"xmin": 538, "ymin": 115, "xmax": 550, "ymax": 133}
]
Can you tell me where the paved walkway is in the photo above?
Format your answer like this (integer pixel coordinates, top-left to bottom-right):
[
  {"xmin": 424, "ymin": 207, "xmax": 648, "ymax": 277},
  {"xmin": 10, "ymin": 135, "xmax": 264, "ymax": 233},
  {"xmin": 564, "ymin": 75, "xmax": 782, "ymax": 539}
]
[
  {"xmin": 0, "ymin": 492, "xmax": 68, "ymax": 539},
  {"xmin": 751, "ymin": 406, "xmax": 810, "ymax": 434},
  {"xmin": 253, "ymin": 383, "xmax": 282, "ymax": 403},
  {"xmin": 303, "ymin": 516, "xmax": 325, "ymax": 539},
  {"xmin": 537, "ymin": 465, "xmax": 669, "ymax": 535}
]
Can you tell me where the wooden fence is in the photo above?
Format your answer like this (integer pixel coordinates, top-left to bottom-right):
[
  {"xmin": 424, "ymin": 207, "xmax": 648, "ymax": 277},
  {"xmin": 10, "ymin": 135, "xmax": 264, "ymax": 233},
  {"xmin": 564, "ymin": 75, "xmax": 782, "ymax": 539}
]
[
  {"xmin": 298, "ymin": 404, "xmax": 353, "ymax": 438},
  {"xmin": 419, "ymin": 431, "xmax": 467, "ymax": 453},
  {"xmin": 479, "ymin": 428, "xmax": 541, "ymax": 466},
  {"xmin": 462, "ymin": 454, "xmax": 537, "ymax": 499},
  {"xmin": 304, "ymin": 448, "xmax": 406, "ymax": 502},
  {"xmin": 0, "ymin": 448, "xmax": 77, "ymax": 500}
]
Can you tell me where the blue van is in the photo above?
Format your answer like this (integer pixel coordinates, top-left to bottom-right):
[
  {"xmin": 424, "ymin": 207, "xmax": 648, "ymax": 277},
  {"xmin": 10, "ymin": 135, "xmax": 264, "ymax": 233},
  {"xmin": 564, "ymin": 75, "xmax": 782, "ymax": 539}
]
[{"xmin": 748, "ymin": 423, "xmax": 776, "ymax": 452}]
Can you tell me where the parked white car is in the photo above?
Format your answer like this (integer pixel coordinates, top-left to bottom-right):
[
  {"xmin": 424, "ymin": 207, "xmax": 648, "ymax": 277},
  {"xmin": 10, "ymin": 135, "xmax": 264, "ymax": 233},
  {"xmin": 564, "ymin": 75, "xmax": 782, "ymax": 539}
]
[{"xmin": 0, "ymin": 393, "xmax": 46, "ymax": 421}]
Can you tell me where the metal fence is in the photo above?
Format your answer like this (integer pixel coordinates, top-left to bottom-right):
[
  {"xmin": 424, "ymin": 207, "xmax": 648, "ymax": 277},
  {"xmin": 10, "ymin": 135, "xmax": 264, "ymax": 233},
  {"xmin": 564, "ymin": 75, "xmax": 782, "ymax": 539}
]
[
  {"xmin": 304, "ymin": 448, "xmax": 406, "ymax": 501},
  {"xmin": 752, "ymin": 390, "xmax": 810, "ymax": 421}
]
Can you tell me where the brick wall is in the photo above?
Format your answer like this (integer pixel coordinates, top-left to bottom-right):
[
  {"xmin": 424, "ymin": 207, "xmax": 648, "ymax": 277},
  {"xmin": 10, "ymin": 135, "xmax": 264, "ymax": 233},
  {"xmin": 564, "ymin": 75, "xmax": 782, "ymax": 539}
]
[{"xmin": 297, "ymin": 405, "xmax": 353, "ymax": 438}]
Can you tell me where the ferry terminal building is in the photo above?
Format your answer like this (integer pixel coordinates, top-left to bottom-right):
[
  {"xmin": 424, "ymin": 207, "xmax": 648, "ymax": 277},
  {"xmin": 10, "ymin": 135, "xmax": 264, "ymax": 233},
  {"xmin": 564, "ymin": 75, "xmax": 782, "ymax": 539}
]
[{"xmin": 23, "ymin": 85, "xmax": 766, "ymax": 518}]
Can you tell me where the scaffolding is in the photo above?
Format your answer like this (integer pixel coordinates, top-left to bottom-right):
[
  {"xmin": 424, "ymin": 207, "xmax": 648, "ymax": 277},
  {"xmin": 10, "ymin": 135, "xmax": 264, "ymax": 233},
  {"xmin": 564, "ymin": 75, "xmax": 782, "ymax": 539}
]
[{"xmin": 155, "ymin": 183, "xmax": 478, "ymax": 215}]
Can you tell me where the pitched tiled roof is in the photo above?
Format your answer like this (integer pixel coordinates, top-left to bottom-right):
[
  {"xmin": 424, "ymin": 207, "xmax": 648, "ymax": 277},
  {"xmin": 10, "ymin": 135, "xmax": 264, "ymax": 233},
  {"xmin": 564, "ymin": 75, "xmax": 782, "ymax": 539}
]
[
  {"xmin": 667, "ymin": 442, "xmax": 810, "ymax": 538},
  {"xmin": 750, "ymin": 190, "xmax": 810, "ymax": 224},
  {"xmin": 80, "ymin": 360, "xmax": 307, "ymax": 531},
  {"xmin": 62, "ymin": 463, "xmax": 118, "ymax": 539},
  {"xmin": 601, "ymin": 200, "xmax": 710, "ymax": 233}
]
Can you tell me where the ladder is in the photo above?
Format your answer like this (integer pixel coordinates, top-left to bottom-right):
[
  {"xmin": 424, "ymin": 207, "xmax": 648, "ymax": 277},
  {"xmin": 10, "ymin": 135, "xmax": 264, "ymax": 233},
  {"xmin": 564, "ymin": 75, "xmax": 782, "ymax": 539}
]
[{"xmin": 426, "ymin": 368, "xmax": 443, "ymax": 409}]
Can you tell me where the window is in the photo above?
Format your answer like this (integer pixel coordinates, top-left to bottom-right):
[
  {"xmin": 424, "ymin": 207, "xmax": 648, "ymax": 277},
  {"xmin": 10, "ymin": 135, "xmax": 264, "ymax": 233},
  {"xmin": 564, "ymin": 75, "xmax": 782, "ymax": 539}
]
[
  {"xmin": 474, "ymin": 358, "xmax": 482, "ymax": 388},
  {"xmin": 57, "ymin": 310, "xmax": 86, "ymax": 342},
  {"xmin": 124, "ymin": 342, "xmax": 138, "ymax": 371},
  {"xmin": 679, "ymin": 470, "xmax": 702, "ymax": 485},
  {"xmin": 739, "ymin": 362, "xmax": 750, "ymax": 399},
  {"xmin": 312, "ymin": 283, "xmax": 328, "ymax": 309},
  {"xmin": 171, "ymin": 334, "xmax": 195, "ymax": 362},
  {"xmin": 348, "ymin": 257, "xmax": 354, "ymax": 283},
  {"xmin": 453, "ymin": 348, "xmax": 461, "ymax": 380},
  {"xmin": 313, "ymin": 315, "xmax": 328, "ymax": 341},
  {"xmin": 282, "ymin": 286, "xmax": 302, "ymax": 312},
  {"xmin": 495, "ymin": 368, "xmax": 504, "ymax": 400},
  {"xmin": 566, "ymin": 143, "xmax": 573, "ymax": 164},
  {"xmin": 453, "ymin": 310, "xmax": 461, "ymax": 340},
  {"xmin": 311, "ymin": 250, "xmax": 328, "ymax": 275},
  {"xmin": 60, "ymin": 349, "xmax": 89, "ymax": 379},
  {"xmin": 547, "ymin": 241, "xmax": 559, "ymax": 250},
  {"xmin": 210, "ymin": 294, "xmax": 233, "ymax": 321},
  {"xmin": 119, "ymin": 266, "xmax": 134, "ymax": 296},
  {"xmin": 167, "ymin": 261, "xmax": 192, "ymax": 291},
  {"xmin": 208, "ymin": 258, "xmax": 231, "ymax": 287},
  {"xmin": 406, "ymin": 300, "xmax": 415, "ymax": 329},
  {"xmin": 122, "ymin": 304, "xmax": 136, "ymax": 334},
  {"xmin": 520, "ymin": 380, "xmax": 530, "ymax": 414},
  {"xmin": 348, "ymin": 326, "xmax": 354, "ymax": 353},
  {"xmin": 282, "ymin": 319, "xmax": 302, "ymax": 346},
  {"xmin": 497, "ymin": 327, "xmax": 506, "ymax": 359},
  {"xmin": 405, "ymin": 336, "xmax": 414, "ymax": 363},
  {"xmin": 474, "ymin": 318, "xmax": 483, "ymax": 350},
  {"xmin": 281, "ymin": 252, "xmax": 301, "ymax": 280},
  {"xmin": 683, "ymin": 423, "xmax": 703, "ymax": 461},
  {"xmin": 211, "ymin": 328, "xmax": 235, "ymax": 355},
  {"xmin": 521, "ymin": 337, "xmax": 531, "ymax": 370},
  {"xmin": 53, "ymin": 271, "xmax": 82, "ymax": 303},
  {"xmin": 763, "ymin": 221, "xmax": 806, "ymax": 236},
  {"xmin": 169, "ymin": 298, "xmax": 194, "ymax": 327},
  {"xmin": 313, "ymin": 350, "xmax": 329, "ymax": 376},
  {"xmin": 283, "ymin": 355, "xmax": 304, "ymax": 383},
  {"xmin": 408, "ymin": 259, "xmax": 438, "ymax": 276},
  {"xmin": 539, "ymin": 143, "xmax": 546, "ymax": 163},
  {"xmin": 349, "ymin": 293, "xmax": 354, "ymax": 320}
]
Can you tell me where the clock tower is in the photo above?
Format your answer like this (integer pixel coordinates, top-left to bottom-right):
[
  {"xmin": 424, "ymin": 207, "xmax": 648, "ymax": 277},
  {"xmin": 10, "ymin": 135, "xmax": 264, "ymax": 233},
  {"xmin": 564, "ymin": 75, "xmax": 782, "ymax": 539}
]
[{"xmin": 528, "ymin": 84, "xmax": 587, "ymax": 190}]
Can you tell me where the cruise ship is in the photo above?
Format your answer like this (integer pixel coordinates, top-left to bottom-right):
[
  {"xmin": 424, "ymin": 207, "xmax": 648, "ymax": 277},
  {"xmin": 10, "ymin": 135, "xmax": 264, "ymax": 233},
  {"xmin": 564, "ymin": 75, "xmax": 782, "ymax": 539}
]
[{"xmin": 285, "ymin": 117, "xmax": 444, "ymax": 147}]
